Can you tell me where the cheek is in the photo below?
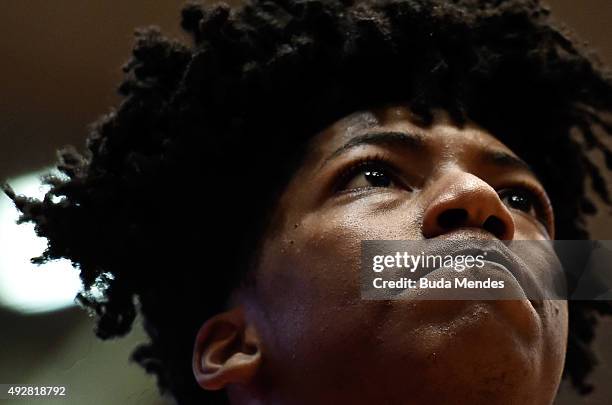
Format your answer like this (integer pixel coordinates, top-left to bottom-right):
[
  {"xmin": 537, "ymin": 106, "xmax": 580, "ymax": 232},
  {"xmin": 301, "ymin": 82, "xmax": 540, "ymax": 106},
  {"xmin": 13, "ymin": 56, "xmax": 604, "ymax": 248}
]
[
  {"xmin": 512, "ymin": 213, "xmax": 550, "ymax": 240},
  {"xmin": 256, "ymin": 195, "xmax": 424, "ymax": 323},
  {"xmin": 254, "ymin": 207, "xmax": 383, "ymax": 353},
  {"xmin": 540, "ymin": 300, "xmax": 568, "ymax": 383},
  {"xmin": 258, "ymin": 195, "xmax": 425, "ymax": 313},
  {"xmin": 251, "ymin": 200, "xmax": 425, "ymax": 396},
  {"xmin": 250, "ymin": 197, "xmax": 566, "ymax": 403}
]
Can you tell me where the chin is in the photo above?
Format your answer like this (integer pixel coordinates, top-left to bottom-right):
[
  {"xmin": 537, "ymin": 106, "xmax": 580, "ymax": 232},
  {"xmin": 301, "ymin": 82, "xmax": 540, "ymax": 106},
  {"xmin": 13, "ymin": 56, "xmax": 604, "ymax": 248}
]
[{"xmin": 377, "ymin": 300, "xmax": 564, "ymax": 405}]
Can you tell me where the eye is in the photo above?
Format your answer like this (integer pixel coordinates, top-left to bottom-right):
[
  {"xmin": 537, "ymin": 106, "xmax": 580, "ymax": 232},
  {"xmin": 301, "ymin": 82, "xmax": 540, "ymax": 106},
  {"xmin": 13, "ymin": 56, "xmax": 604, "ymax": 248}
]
[
  {"xmin": 338, "ymin": 162, "xmax": 397, "ymax": 192},
  {"xmin": 498, "ymin": 188, "xmax": 538, "ymax": 216}
]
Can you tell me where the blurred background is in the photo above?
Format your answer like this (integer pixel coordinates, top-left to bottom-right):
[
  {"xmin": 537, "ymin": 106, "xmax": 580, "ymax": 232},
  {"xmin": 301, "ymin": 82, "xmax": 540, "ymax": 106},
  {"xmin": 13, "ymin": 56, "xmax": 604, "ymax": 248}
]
[{"xmin": 0, "ymin": 1, "xmax": 611, "ymax": 404}]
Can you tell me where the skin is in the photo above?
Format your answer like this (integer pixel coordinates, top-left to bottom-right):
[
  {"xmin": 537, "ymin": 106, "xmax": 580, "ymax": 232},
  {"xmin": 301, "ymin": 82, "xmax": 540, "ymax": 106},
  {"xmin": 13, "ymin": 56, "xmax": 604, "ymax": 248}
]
[{"xmin": 193, "ymin": 106, "xmax": 568, "ymax": 405}]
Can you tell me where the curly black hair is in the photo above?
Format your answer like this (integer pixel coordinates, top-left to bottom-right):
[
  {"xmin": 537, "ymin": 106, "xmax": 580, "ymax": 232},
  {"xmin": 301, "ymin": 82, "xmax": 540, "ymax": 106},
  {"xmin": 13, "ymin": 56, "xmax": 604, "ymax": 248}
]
[{"xmin": 4, "ymin": 0, "xmax": 612, "ymax": 403}]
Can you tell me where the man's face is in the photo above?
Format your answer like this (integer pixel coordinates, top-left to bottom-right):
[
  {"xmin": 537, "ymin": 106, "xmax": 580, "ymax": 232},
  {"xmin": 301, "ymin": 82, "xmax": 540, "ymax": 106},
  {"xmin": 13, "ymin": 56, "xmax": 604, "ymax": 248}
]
[{"xmin": 243, "ymin": 106, "xmax": 567, "ymax": 404}]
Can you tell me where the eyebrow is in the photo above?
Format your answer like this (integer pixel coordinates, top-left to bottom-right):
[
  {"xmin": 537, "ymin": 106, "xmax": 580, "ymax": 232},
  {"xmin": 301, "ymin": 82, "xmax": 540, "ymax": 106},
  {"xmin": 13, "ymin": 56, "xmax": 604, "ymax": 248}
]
[
  {"xmin": 320, "ymin": 131, "xmax": 425, "ymax": 168},
  {"xmin": 482, "ymin": 149, "xmax": 534, "ymax": 173},
  {"xmin": 320, "ymin": 130, "xmax": 537, "ymax": 177}
]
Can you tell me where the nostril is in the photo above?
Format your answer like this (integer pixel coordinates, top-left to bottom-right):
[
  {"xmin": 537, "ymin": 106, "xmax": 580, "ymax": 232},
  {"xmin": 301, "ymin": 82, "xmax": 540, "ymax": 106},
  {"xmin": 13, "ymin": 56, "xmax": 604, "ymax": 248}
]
[
  {"xmin": 483, "ymin": 215, "xmax": 506, "ymax": 238},
  {"xmin": 438, "ymin": 208, "xmax": 468, "ymax": 229}
]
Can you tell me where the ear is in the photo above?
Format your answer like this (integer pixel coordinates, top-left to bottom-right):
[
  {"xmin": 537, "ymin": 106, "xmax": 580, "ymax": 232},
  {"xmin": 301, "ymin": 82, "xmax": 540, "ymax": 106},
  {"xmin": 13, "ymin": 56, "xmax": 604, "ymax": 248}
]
[{"xmin": 193, "ymin": 307, "xmax": 262, "ymax": 391}]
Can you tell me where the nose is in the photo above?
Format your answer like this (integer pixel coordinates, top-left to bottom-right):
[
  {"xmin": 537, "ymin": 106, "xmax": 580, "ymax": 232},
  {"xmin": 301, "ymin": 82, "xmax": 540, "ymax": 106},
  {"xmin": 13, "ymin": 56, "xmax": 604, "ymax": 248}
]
[{"xmin": 421, "ymin": 170, "xmax": 515, "ymax": 240}]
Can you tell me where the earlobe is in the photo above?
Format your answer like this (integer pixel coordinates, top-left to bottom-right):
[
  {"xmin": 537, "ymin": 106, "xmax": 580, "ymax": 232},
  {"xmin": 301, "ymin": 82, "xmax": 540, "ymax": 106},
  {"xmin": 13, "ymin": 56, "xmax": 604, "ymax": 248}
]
[{"xmin": 193, "ymin": 307, "xmax": 262, "ymax": 391}]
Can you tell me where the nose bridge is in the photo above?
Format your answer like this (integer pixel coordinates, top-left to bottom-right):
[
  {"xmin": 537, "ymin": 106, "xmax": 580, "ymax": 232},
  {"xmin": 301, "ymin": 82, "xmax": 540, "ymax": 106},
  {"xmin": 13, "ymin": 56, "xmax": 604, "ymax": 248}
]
[{"xmin": 421, "ymin": 169, "xmax": 515, "ymax": 240}]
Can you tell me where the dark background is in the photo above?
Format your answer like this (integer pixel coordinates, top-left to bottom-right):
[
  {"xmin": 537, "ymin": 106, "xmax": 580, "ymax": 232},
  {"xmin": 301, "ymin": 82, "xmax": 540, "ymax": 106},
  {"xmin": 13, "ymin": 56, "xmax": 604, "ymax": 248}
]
[{"xmin": 0, "ymin": 1, "xmax": 610, "ymax": 404}]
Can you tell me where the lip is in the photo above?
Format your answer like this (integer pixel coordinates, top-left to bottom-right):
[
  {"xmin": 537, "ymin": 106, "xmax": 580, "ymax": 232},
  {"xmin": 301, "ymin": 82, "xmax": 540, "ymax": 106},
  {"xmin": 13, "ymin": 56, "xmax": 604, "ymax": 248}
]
[{"xmin": 409, "ymin": 236, "xmax": 545, "ymax": 307}]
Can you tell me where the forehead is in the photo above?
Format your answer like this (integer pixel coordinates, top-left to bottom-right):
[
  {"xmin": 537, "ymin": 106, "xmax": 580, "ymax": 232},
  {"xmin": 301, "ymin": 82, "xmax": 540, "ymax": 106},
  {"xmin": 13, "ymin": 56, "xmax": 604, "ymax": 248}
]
[{"xmin": 309, "ymin": 105, "xmax": 517, "ymax": 159}]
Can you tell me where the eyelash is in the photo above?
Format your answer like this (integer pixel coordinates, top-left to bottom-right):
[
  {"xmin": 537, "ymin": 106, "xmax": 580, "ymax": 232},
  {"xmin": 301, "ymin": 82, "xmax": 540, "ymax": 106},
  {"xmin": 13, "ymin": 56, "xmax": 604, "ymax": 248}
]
[
  {"xmin": 498, "ymin": 181, "xmax": 553, "ymax": 229},
  {"xmin": 334, "ymin": 155, "xmax": 554, "ymax": 230},
  {"xmin": 334, "ymin": 154, "xmax": 401, "ymax": 193}
]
